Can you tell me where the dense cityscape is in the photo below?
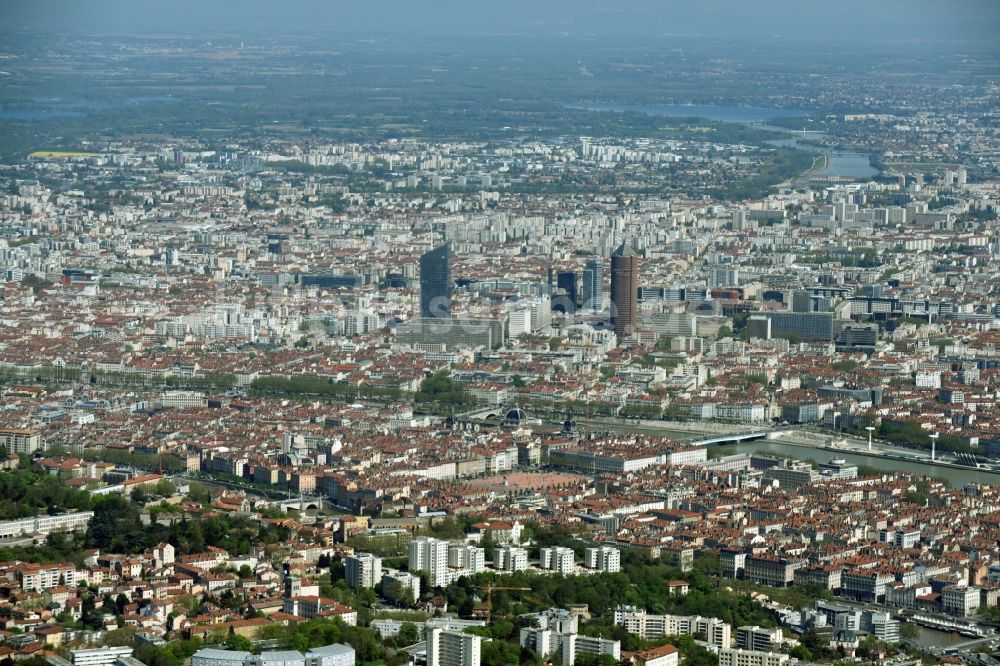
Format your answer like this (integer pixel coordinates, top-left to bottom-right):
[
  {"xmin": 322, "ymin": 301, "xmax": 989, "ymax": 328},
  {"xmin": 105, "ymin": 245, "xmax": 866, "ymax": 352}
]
[{"xmin": 0, "ymin": 3, "xmax": 998, "ymax": 666}]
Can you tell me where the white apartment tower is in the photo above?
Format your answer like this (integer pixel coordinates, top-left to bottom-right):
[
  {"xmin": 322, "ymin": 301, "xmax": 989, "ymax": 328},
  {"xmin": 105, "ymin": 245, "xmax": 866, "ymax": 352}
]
[
  {"xmin": 585, "ymin": 546, "xmax": 621, "ymax": 573},
  {"xmin": 540, "ymin": 546, "xmax": 576, "ymax": 574},
  {"xmin": 409, "ymin": 537, "xmax": 450, "ymax": 587},
  {"xmin": 426, "ymin": 627, "xmax": 482, "ymax": 666},
  {"xmin": 494, "ymin": 546, "xmax": 529, "ymax": 573},
  {"xmin": 345, "ymin": 552, "xmax": 382, "ymax": 589}
]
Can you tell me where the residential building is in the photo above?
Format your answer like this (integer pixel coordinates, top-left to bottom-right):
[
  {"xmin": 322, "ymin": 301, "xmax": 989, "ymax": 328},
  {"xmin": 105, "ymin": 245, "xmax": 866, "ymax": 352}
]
[
  {"xmin": 613, "ymin": 607, "xmax": 731, "ymax": 649},
  {"xmin": 718, "ymin": 649, "xmax": 790, "ymax": 666},
  {"xmin": 743, "ymin": 556, "xmax": 805, "ymax": 588},
  {"xmin": 494, "ymin": 546, "xmax": 529, "ymax": 573},
  {"xmin": 446, "ymin": 543, "xmax": 486, "ymax": 580},
  {"xmin": 409, "ymin": 537, "xmax": 450, "ymax": 587},
  {"xmin": 942, "ymin": 585, "xmax": 980, "ymax": 616},
  {"xmin": 540, "ymin": 546, "xmax": 575, "ymax": 574},
  {"xmin": 426, "ymin": 626, "xmax": 481, "ymax": 666},
  {"xmin": 345, "ymin": 553, "xmax": 382, "ymax": 590},
  {"xmin": 520, "ymin": 608, "xmax": 619, "ymax": 666},
  {"xmin": 735, "ymin": 626, "xmax": 782, "ymax": 652},
  {"xmin": 633, "ymin": 644, "xmax": 679, "ymax": 666},
  {"xmin": 71, "ymin": 649, "xmax": 135, "ymax": 666},
  {"xmin": 841, "ymin": 569, "xmax": 894, "ymax": 603},
  {"xmin": 0, "ymin": 428, "xmax": 43, "ymax": 454},
  {"xmin": 381, "ymin": 569, "xmax": 420, "ymax": 604},
  {"xmin": 584, "ymin": 546, "xmax": 620, "ymax": 573}
]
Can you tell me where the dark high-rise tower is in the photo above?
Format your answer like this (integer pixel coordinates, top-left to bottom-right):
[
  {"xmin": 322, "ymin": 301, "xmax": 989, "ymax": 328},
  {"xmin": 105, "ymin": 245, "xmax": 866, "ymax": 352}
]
[
  {"xmin": 610, "ymin": 241, "xmax": 639, "ymax": 337},
  {"xmin": 556, "ymin": 271, "xmax": 579, "ymax": 311},
  {"xmin": 419, "ymin": 243, "xmax": 452, "ymax": 318}
]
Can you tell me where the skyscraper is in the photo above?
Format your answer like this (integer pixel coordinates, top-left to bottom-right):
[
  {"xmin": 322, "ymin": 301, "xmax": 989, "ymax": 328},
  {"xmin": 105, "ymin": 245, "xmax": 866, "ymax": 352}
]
[
  {"xmin": 610, "ymin": 241, "xmax": 638, "ymax": 337},
  {"xmin": 420, "ymin": 243, "xmax": 452, "ymax": 318},
  {"xmin": 582, "ymin": 258, "xmax": 603, "ymax": 313}
]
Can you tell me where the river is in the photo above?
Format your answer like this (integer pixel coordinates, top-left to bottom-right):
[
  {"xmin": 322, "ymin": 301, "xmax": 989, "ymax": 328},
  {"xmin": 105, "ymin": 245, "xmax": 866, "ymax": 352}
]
[
  {"xmin": 811, "ymin": 151, "xmax": 879, "ymax": 178},
  {"xmin": 570, "ymin": 102, "xmax": 878, "ymax": 179},
  {"xmin": 0, "ymin": 96, "xmax": 182, "ymax": 121},
  {"xmin": 718, "ymin": 440, "xmax": 1000, "ymax": 487},
  {"xmin": 912, "ymin": 625, "xmax": 971, "ymax": 649},
  {"xmin": 567, "ymin": 102, "xmax": 811, "ymax": 124},
  {"xmin": 0, "ymin": 107, "xmax": 86, "ymax": 120}
]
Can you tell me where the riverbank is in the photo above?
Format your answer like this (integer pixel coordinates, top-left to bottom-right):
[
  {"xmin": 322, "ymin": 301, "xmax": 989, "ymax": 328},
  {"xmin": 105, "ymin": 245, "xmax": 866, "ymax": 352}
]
[
  {"xmin": 763, "ymin": 433, "xmax": 1000, "ymax": 478},
  {"xmin": 804, "ymin": 153, "xmax": 828, "ymax": 175},
  {"xmin": 718, "ymin": 439, "xmax": 1000, "ymax": 487}
]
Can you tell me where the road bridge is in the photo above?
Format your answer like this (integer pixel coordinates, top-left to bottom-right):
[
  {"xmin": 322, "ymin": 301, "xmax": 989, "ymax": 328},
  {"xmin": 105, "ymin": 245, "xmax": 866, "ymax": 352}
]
[
  {"xmin": 689, "ymin": 431, "xmax": 771, "ymax": 446},
  {"xmin": 278, "ymin": 496, "xmax": 324, "ymax": 512}
]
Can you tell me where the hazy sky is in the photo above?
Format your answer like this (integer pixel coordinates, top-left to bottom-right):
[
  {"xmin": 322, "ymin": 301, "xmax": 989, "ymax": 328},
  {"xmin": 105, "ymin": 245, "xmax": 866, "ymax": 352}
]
[{"xmin": 4, "ymin": 0, "xmax": 1000, "ymax": 44}]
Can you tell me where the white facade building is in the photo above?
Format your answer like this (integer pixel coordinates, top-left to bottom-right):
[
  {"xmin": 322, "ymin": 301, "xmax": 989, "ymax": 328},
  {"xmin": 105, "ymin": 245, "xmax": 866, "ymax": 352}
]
[
  {"xmin": 345, "ymin": 552, "xmax": 382, "ymax": 589},
  {"xmin": 584, "ymin": 546, "xmax": 621, "ymax": 573},
  {"xmin": 718, "ymin": 649, "xmax": 789, "ymax": 666},
  {"xmin": 540, "ymin": 546, "xmax": 576, "ymax": 574},
  {"xmin": 426, "ymin": 627, "xmax": 481, "ymax": 666},
  {"xmin": 192, "ymin": 649, "xmax": 251, "ymax": 666},
  {"xmin": 409, "ymin": 537, "xmax": 450, "ymax": 587},
  {"xmin": 494, "ymin": 546, "xmax": 529, "ymax": 573},
  {"xmin": 71, "ymin": 649, "xmax": 135, "ymax": 666},
  {"xmin": 381, "ymin": 569, "xmax": 421, "ymax": 603},
  {"xmin": 614, "ymin": 607, "xmax": 732, "ymax": 649},
  {"xmin": 0, "ymin": 511, "xmax": 94, "ymax": 539},
  {"xmin": 915, "ymin": 371, "xmax": 942, "ymax": 389},
  {"xmin": 447, "ymin": 543, "xmax": 486, "ymax": 575},
  {"xmin": 192, "ymin": 647, "xmax": 354, "ymax": 666}
]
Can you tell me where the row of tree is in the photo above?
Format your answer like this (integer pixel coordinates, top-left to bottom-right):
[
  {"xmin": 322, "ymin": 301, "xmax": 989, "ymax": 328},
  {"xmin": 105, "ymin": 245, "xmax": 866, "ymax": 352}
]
[{"xmin": 249, "ymin": 375, "xmax": 404, "ymax": 402}]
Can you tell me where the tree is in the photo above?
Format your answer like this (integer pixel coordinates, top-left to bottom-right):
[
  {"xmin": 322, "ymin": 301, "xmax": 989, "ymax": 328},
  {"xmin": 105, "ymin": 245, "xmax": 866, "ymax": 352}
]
[
  {"xmin": 131, "ymin": 487, "xmax": 149, "ymax": 506},
  {"xmin": 397, "ymin": 622, "xmax": 420, "ymax": 646},
  {"xmin": 800, "ymin": 628, "xmax": 825, "ymax": 654},
  {"xmin": 187, "ymin": 483, "xmax": 211, "ymax": 504},
  {"xmin": 789, "ymin": 645, "xmax": 812, "ymax": 660},
  {"xmin": 415, "ymin": 371, "xmax": 474, "ymax": 406},
  {"xmin": 225, "ymin": 634, "xmax": 253, "ymax": 652},
  {"xmin": 899, "ymin": 622, "xmax": 919, "ymax": 640},
  {"xmin": 155, "ymin": 479, "xmax": 177, "ymax": 497},
  {"xmin": 480, "ymin": 638, "xmax": 526, "ymax": 666},
  {"xmin": 654, "ymin": 335, "xmax": 674, "ymax": 351},
  {"xmin": 81, "ymin": 594, "xmax": 105, "ymax": 630},
  {"xmin": 186, "ymin": 520, "xmax": 207, "ymax": 553},
  {"xmin": 87, "ymin": 495, "xmax": 140, "ymax": 550}
]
